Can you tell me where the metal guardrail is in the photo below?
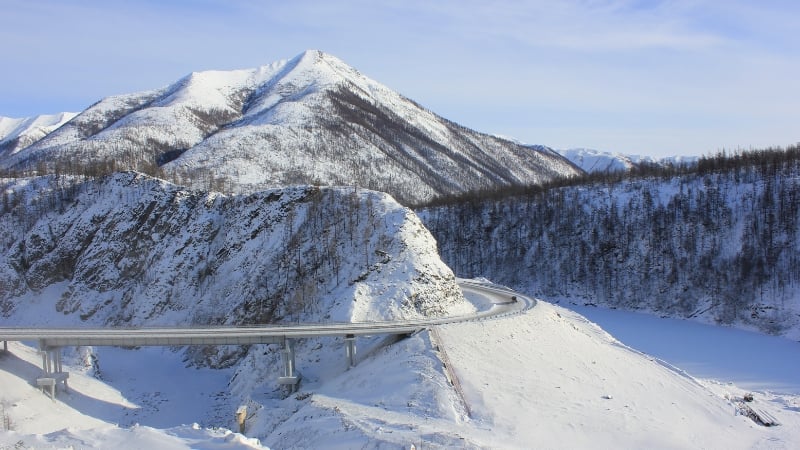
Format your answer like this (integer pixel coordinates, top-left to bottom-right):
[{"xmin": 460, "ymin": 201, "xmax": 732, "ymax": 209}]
[
  {"xmin": 0, "ymin": 281, "xmax": 533, "ymax": 349},
  {"xmin": 0, "ymin": 281, "xmax": 535, "ymax": 398}
]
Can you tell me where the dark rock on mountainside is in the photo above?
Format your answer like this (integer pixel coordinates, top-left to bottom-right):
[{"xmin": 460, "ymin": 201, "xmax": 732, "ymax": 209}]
[
  {"xmin": 0, "ymin": 51, "xmax": 581, "ymax": 204},
  {"xmin": 0, "ymin": 172, "xmax": 467, "ymax": 332}
]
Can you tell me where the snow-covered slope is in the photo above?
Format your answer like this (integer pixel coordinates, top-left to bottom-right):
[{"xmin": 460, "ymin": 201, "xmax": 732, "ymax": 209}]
[
  {"xmin": 431, "ymin": 299, "xmax": 798, "ymax": 448},
  {"xmin": 0, "ymin": 341, "xmax": 265, "ymax": 449},
  {"xmin": 0, "ymin": 172, "xmax": 469, "ymax": 334},
  {"xmin": 0, "ymin": 112, "xmax": 76, "ymax": 157},
  {"xmin": 0, "ymin": 51, "xmax": 580, "ymax": 204},
  {"xmin": 0, "ymin": 171, "xmax": 482, "ymax": 446},
  {"xmin": 556, "ymin": 147, "xmax": 647, "ymax": 172},
  {"xmin": 421, "ymin": 158, "xmax": 800, "ymax": 338},
  {"xmin": 555, "ymin": 147, "xmax": 698, "ymax": 173},
  {"xmin": 3, "ymin": 289, "xmax": 797, "ymax": 448}
]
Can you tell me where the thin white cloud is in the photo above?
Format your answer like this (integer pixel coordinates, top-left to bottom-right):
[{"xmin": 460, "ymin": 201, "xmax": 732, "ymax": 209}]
[
  {"xmin": 0, "ymin": 0, "xmax": 797, "ymax": 156},
  {"xmin": 375, "ymin": 0, "xmax": 728, "ymax": 52}
]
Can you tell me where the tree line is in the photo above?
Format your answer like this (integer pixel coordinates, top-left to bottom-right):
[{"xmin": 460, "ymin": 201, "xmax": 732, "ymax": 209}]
[
  {"xmin": 415, "ymin": 144, "xmax": 800, "ymax": 208},
  {"xmin": 419, "ymin": 144, "xmax": 800, "ymax": 335}
]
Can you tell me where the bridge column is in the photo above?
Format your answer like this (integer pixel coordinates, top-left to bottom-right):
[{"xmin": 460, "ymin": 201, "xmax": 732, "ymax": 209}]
[
  {"xmin": 277, "ymin": 338, "xmax": 299, "ymax": 391},
  {"xmin": 2, "ymin": 340, "xmax": 6, "ymax": 352},
  {"xmin": 36, "ymin": 341, "xmax": 68, "ymax": 400},
  {"xmin": 344, "ymin": 334, "xmax": 356, "ymax": 368},
  {"xmin": 39, "ymin": 340, "xmax": 51, "ymax": 376}
]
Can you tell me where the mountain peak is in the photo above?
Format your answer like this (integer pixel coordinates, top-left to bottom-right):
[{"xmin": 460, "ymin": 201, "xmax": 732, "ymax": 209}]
[
  {"xmin": 292, "ymin": 49, "xmax": 349, "ymax": 67},
  {"xmin": 0, "ymin": 112, "xmax": 77, "ymax": 156},
  {"xmin": 0, "ymin": 51, "xmax": 581, "ymax": 204},
  {"xmin": 154, "ymin": 50, "xmax": 344, "ymax": 111},
  {"xmin": 296, "ymin": 49, "xmax": 328, "ymax": 63},
  {"xmin": 274, "ymin": 49, "xmax": 364, "ymax": 91}
]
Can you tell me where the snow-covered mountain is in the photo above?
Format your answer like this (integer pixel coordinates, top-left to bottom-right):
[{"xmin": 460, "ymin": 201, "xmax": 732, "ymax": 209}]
[
  {"xmin": 0, "ymin": 112, "xmax": 76, "ymax": 157},
  {"xmin": 0, "ymin": 172, "xmax": 469, "ymax": 336},
  {"xmin": 555, "ymin": 147, "xmax": 649, "ymax": 173},
  {"xmin": 0, "ymin": 170, "xmax": 484, "ymax": 443},
  {"xmin": 0, "ymin": 51, "xmax": 580, "ymax": 204},
  {"xmin": 420, "ymin": 154, "xmax": 800, "ymax": 339},
  {"xmin": 3, "ymin": 291, "xmax": 798, "ymax": 448},
  {"xmin": 555, "ymin": 147, "xmax": 698, "ymax": 173},
  {"xmin": 4, "ymin": 51, "xmax": 798, "ymax": 449}
]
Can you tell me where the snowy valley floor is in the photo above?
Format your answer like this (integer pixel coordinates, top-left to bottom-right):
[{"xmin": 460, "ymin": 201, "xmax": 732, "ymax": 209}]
[
  {"xmin": 435, "ymin": 301, "xmax": 800, "ymax": 448},
  {"xmin": 2, "ymin": 291, "xmax": 800, "ymax": 449},
  {"xmin": 566, "ymin": 303, "xmax": 800, "ymax": 395}
]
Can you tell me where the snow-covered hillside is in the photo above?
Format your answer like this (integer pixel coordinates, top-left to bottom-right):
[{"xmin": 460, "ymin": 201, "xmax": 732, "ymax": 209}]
[
  {"xmin": 0, "ymin": 171, "xmax": 483, "ymax": 443},
  {"xmin": 0, "ymin": 172, "xmax": 471, "ymax": 355},
  {"xmin": 1, "ymin": 166, "xmax": 796, "ymax": 445},
  {"xmin": 0, "ymin": 113, "xmax": 76, "ymax": 157},
  {"xmin": 0, "ymin": 51, "xmax": 580, "ymax": 204},
  {"xmin": 3, "ymin": 288, "xmax": 798, "ymax": 448},
  {"xmin": 0, "ymin": 342, "xmax": 264, "ymax": 449},
  {"xmin": 555, "ymin": 147, "xmax": 651, "ymax": 172},
  {"xmin": 421, "ymin": 156, "xmax": 800, "ymax": 339},
  {"xmin": 555, "ymin": 147, "xmax": 698, "ymax": 173}
]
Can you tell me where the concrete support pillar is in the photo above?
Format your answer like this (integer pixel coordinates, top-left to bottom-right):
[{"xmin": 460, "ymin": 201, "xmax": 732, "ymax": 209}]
[
  {"xmin": 54, "ymin": 349, "xmax": 68, "ymax": 392},
  {"xmin": 282, "ymin": 339, "xmax": 295, "ymax": 378},
  {"xmin": 36, "ymin": 343, "xmax": 68, "ymax": 399},
  {"xmin": 39, "ymin": 341, "xmax": 50, "ymax": 376},
  {"xmin": 236, "ymin": 405, "xmax": 247, "ymax": 433},
  {"xmin": 344, "ymin": 334, "xmax": 357, "ymax": 368},
  {"xmin": 2, "ymin": 340, "xmax": 7, "ymax": 352},
  {"xmin": 277, "ymin": 338, "xmax": 299, "ymax": 391}
]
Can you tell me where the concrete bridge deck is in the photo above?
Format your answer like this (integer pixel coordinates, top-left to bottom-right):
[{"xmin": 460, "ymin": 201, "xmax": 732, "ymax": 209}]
[{"xmin": 0, "ymin": 281, "xmax": 533, "ymax": 397}]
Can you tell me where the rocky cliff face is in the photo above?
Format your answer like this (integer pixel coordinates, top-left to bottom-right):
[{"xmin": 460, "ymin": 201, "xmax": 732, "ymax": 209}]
[{"xmin": 0, "ymin": 172, "xmax": 469, "ymax": 335}]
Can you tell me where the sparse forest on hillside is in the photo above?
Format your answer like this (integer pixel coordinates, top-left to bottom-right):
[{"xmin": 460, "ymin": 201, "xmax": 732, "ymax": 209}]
[
  {"xmin": 420, "ymin": 145, "xmax": 800, "ymax": 336},
  {"xmin": 0, "ymin": 51, "xmax": 581, "ymax": 205},
  {"xmin": 0, "ymin": 173, "xmax": 463, "ymax": 344}
]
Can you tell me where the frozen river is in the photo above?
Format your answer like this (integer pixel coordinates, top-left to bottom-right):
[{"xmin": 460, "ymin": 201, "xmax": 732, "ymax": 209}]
[{"xmin": 566, "ymin": 303, "xmax": 800, "ymax": 394}]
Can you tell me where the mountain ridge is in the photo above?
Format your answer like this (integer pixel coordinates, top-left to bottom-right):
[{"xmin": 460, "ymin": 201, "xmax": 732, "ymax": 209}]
[
  {"xmin": 0, "ymin": 50, "xmax": 581, "ymax": 204},
  {"xmin": 420, "ymin": 151, "xmax": 800, "ymax": 339},
  {"xmin": 0, "ymin": 112, "xmax": 77, "ymax": 157},
  {"xmin": 554, "ymin": 147, "xmax": 700, "ymax": 173},
  {"xmin": 0, "ymin": 171, "xmax": 474, "ymax": 375}
]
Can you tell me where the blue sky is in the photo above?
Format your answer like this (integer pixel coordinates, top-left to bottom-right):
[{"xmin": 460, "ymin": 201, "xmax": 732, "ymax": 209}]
[{"xmin": 1, "ymin": 0, "xmax": 797, "ymax": 157}]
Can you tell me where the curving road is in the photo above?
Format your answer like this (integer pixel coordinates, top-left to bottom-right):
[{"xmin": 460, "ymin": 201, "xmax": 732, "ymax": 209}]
[
  {"xmin": 0, "ymin": 280, "xmax": 535, "ymax": 395},
  {"xmin": 0, "ymin": 280, "xmax": 534, "ymax": 348}
]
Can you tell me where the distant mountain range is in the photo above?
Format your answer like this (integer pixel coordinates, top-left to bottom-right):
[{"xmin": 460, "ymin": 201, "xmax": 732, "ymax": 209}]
[
  {"xmin": 554, "ymin": 147, "xmax": 649, "ymax": 172},
  {"xmin": 0, "ymin": 50, "xmax": 580, "ymax": 204},
  {"xmin": 0, "ymin": 112, "xmax": 77, "ymax": 156},
  {"xmin": 553, "ymin": 147, "xmax": 698, "ymax": 173}
]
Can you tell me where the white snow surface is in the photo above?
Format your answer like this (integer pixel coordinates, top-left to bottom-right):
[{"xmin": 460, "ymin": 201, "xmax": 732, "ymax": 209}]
[
  {"xmin": 568, "ymin": 303, "xmax": 800, "ymax": 394},
  {"xmin": 2, "ymin": 284, "xmax": 798, "ymax": 449},
  {"xmin": 0, "ymin": 173, "xmax": 470, "ymax": 329},
  {"xmin": 0, "ymin": 51, "xmax": 581, "ymax": 204},
  {"xmin": 557, "ymin": 147, "xmax": 698, "ymax": 173},
  {"xmin": 0, "ymin": 342, "xmax": 264, "ymax": 449},
  {"xmin": 0, "ymin": 113, "xmax": 77, "ymax": 155}
]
